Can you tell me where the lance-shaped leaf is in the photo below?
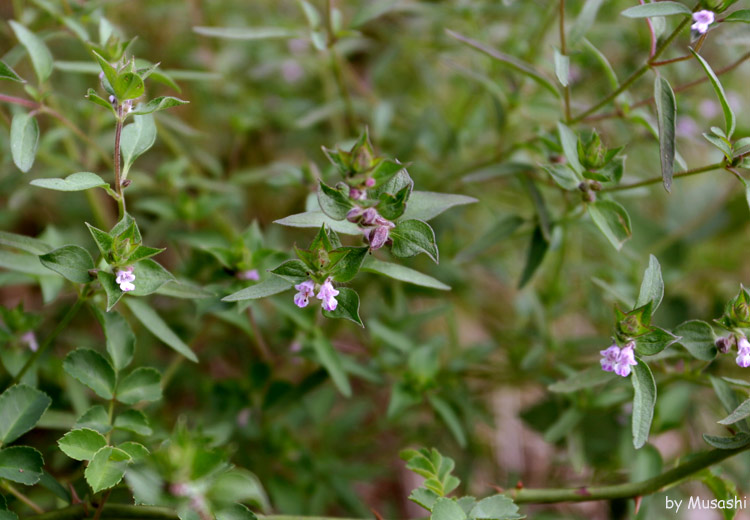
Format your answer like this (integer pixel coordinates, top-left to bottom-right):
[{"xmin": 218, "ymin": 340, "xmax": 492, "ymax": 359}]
[
  {"xmin": 636, "ymin": 254, "xmax": 664, "ymax": 311},
  {"xmin": 31, "ymin": 172, "xmax": 109, "ymax": 192},
  {"xmin": 631, "ymin": 358, "xmax": 656, "ymax": 449},
  {"xmin": 361, "ymin": 257, "xmax": 450, "ymax": 290},
  {"xmin": 9, "ymin": 21, "xmax": 53, "ymax": 84},
  {"xmin": 311, "ymin": 331, "xmax": 351, "ymax": 397},
  {"xmin": 691, "ymin": 50, "xmax": 736, "ymax": 138},
  {"xmin": 222, "ymin": 276, "xmax": 293, "ymax": 301},
  {"xmin": 10, "ymin": 112, "xmax": 39, "ymax": 173},
  {"xmin": 124, "ymin": 299, "xmax": 198, "ymax": 362},
  {"xmin": 621, "ymin": 2, "xmax": 691, "ymax": 18},
  {"xmin": 654, "ymin": 76, "xmax": 676, "ymax": 192},
  {"xmin": 588, "ymin": 199, "xmax": 632, "ymax": 250},
  {"xmin": 130, "ymin": 96, "xmax": 189, "ymax": 116},
  {"xmin": 0, "ymin": 60, "xmax": 24, "ymax": 83}
]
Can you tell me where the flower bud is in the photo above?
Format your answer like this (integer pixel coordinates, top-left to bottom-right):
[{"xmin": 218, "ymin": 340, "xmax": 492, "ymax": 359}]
[
  {"xmin": 361, "ymin": 208, "xmax": 378, "ymax": 226},
  {"xmin": 716, "ymin": 336, "xmax": 733, "ymax": 354},
  {"xmin": 349, "ymin": 188, "xmax": 363, "ymax": 200},
  {"xmin": 589, "ymin": 180, "xmax": 602, "ymax": 191},
  {"xmin": 346, "ymin": 207, "xmax": 363, "ymax": 223},
  {"xmin": 368, "ymin": 225, "xmax": 390, "ymax": 250},
  {"xmin": 365, "ymin": 177, "xmax": 376, "ymax": 187}
]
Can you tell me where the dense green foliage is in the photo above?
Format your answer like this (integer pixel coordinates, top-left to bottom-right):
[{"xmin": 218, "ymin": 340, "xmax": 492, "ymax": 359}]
[{"xmin": 3, "ymin": 0, "xmax": 750, "ymax": 519}]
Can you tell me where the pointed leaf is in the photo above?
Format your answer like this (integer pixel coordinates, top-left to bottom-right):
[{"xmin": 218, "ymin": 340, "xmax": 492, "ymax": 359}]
[
  {"xmin": 9, "ymin": 21, "xmax": 53, "ymax": 84},
  {"xmin": 690, "ymin": 50, "xmax": 736, "ymax": 138},
  {"xmin": 654, "ymin": 76, "xmax": 676, "ymax": 192},
  {"xmin": 588, "ymin": 199, "xmax": 632, "ymax": 250},
  {"xmin": 10, "ymin": 112, "xmax": 39, "ymax": 173},
  {"xmin": 0, "ymin": 384, "xmax": 52, "ymax": 444},
  {"xmin": 124, "ymin": 298, "xmax": 198, "ymax": 362},
  {"xmin": 311, "ymin": 331, "xmax": 351, "ymax": 397},
  {"xmin": 31, "ymin": 172, "xmax": 108, "ymax": 192},
  {"xmin": 63, "ymin": 349, "xmax": 116, "ymax": 400},
  {"xmin": 631, "ymin": 358, "xmax": 656, "ymax": 449},
  {"xmin": 322, "ymin": 287, "xmax": 363, "ymax": 327}
]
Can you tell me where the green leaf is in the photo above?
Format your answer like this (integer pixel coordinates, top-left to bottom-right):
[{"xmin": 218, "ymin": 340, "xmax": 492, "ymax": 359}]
[
  {"xmin": 390, "ymin": 219, "xmax": 439, "ymax": 263},
  {"xmin": 446, "ymin": 30, "xmax": 560, "ymax": 98},
  {"xmin": 274, "ymin": 211, "xmax": 361, "ymax": 235},
  {"xmin": 155, "ymin": 280, "xmax": 213, "ymax": 299},
  {"xmin": 92, "ymin": 308, "xmax": 135, "ymax": 372},
  {"xmin": 39, "ymin": 245, "xmax": 95, "ymax": 283},
  {"xmin": 636, "ymin": 254, "xmax": 664, "ymax": 311},
  {"xmin": 0, "ymin": 446, "xmax": 44, "ymax": 485},
  {"xmin": 216, "ymin": 504, "xmax": 258, "ymax": 520},
  {"xmin": 690, "ymin": 49, "xmax": 736, "ymax": 138},
  {"xmin": 654, "ymin": 76, "xmax": 677, "ymax": 192},
  {"xmin": 428, "ymin": 395, "xmax": 467, "ymax": 448},
  {"xmin": 718, "ymin": 398, "xmax": 750, "ymax": 426},
  {"xmin": 0, "ymin": 231, "xmax": 51, "ymax": 255},
  {"xmin": 193, "ymin": 26, "xmax": 298, "ymax": 39},
  {"xmin": 378, "ymin": 185, "xmax": 410, "ymax": 220},
  {"xmin": 57, "ymin": 428, "xmax": 107, "ymax": 461},
  {"xmin": 311, "ymin": 331, "xmax": 351, "ymax": 397},
  {"xmin": 621, "ymin": 2, "xmax": 691, "ymax": 18},
  {"xmin": 85, "ymin": 88, "xmax": 117, "ymax": 117},
  {"xmin": 98, "ymin": 271, "xmax": 124, "ymax": 311},
  {"xmin": 548, "ymin": 367, "xmax": 613, "ymax": 393},
  {"xmin": 409, "ymin": 488, "xmax": 440, "ymax": 512},
  {"xmin": 352, "ymin": 0, "xmax": 399, "ymax": 27},
  {"xmin": 0, "ymin": 384, "xmax": 52, "ymax": 444},
  {"xmin": 703, "ymin": 433, "xmax": 750, "ymax": 450},
  {"xmin": 10, "ymin": 112, "xmax": 39, "ymax": 173},
  {"xmin": 588, "ymin": 199, "xmax": 632, "ymax": 250},
  {"xmin": 431, "ymin": 498, "xmax": 466, "ymax": 520},
  {"xmin": 270, "ymin": 260, "xmax": 310, "ymax": 284},
  {"xmin": 130, "ymin": 96, "xmax": 189, "ymax": 116},
  {"xmin": 114, "ymin": 72, "xmax": 145, "ymax": 101},
  {"xmin": 86, "ymin": 223, "xmax": 115, "ymax": 259},
  {"xmin": 329, "ymin": 247, "xmax": 368, "ymax": 283},
  {"xmin": 222, "ymin": 276, "xmax": 293, "ymax": 301},
  {"xmin": 9, "ymin": 21, "xmax": 53, "ymax": 84},
  {"xmin": 557, "ymin": 122, "xmax": 583, "ymax": 174},
  {"xmin": 63, "ymin": 349, "xmax": 116, "ymax": 400},
  {"xmin": 121, "ymin": 115, "xmax": 156, "ymax": 175},
  {"xmin": 91, "ymin": 51, "xmax": 118, "ymax": 95},
  {"xmin": 725, "ymin": 10, "xmax": 750, "ymax": 23},
  {"xmin": 631, "ymin": 358, "xmax": 656, "ymax": 449},
  {"xmin": 31, "ymin": 172, "xmax": 109, "ymax": 192},
  {"xmin": 0, "ymin": 60, "xmax": 24, "ymax": 83},
  {"xmin": 124, "ymin": 298, "xmax": 198, "ymax": 362},
  {"xmin": 84, "ymin": 446, "xmax": 132, "ymax": 493},
  {"xmin": 75, "ymin": 406, "xmax": 111, "ymax": 435},
  {"xmin": 317, "ymin": 182, "xmax": 354, "ymax": 220},
  {"xmin": 674, "ymin": 320, "xmax": 717, "ymax": 361},
  {"xmin": 635, "ymin": 327, "xmax": 679, "ymax": 356},
  {"xmin": 114, "ymin": 409, "xmax": 152, "ymax": 436},
  {"xmin": 569, "ymin": 0, "xmax": 605, "ymax": 44},
  {"xmin": 322, "ymin": 287, "xmax": 363, "ymax": 327},
  {"xmin": 116, "ymin": 367, "xmax": 162, "ymax": 405},
  {"xmin": 117, "ymin": 442, "xmax": 149, "ymax": 462},
  {"xmin": 554, "ymin": 48, "xmax": 569, "ymax": 87},
  {"xmin": 469, "ymin": 495, "xmax": 525, "ymax": 520},
  {"xmin": 360, "ymin": 257, "xmax": 450, "ymax": 290},
  {"xmin": 711, "ymin": 376, "xmax": 750, "ymax": 433},
  {"xmin": 130, "ymin": 259, "xmax": 175, "ymax": 296},
  {"xmin": 400, "ymin": 191, "xmax": 477, "ymax": 222},
  {"xmin": 518, "ymin": 225, "xmax": 548, "ymax": 289}
]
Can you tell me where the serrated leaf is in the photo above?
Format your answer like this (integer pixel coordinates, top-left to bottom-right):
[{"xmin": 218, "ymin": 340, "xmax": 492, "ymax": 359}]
[
  {"xmin": 322, "ymin": 287, "xmax": 363, "ymax": 327},
  {"xmin": 469, "ymin": 494, "xmax": 525, "ymax": 520},
  {"xmin": 84, "ymin": 446, "xmax": 131, "ymax": 493},
  {"xmin": 431, "ymin": 498, "xmax": 466, "ymax": 520},
  {"xmin": 654, "ymin": 76, "xmax": 676, "ymax": 192},
  {"xmin": 31, "ymin": 172, "xmax": 109, "ymax": 192},
  {"xmin": 116, "ymin": 367, "xmax": 162, "ymax": 405},
  {"xmin": 75, "ymin": 406, "xmax": 111, "ymax": 435},
  {"xmin": 63, "ymin": 349, "xmax": 116, "ymax": 400},
  {"xmin": 117, "ymin": 442, "xmax": 149, "ymax": 462},
  {"xmin": 631, "ymin": 358, "xmax": 656, "ymax": 449},
  {"xmin": 124, "ymin": 298, "xmax": 198, "ymax": 362},
  {"xmin": 0, "ymin": 384, "xmax": 52, "ymax": 444},
  {"xmin": 57, "ymin": 428, "xmax": 107, "ymax": 461},
  {"xmin": 114, "ymin": 409, "xmax": 152, "ymax": 436},
  {"xmin": 0, "ymin": 446, "xmax": 44, "ymax": 485},
  {"xmin": 10, "ymin": 112, "xmax": 39, "ymax": 173}
]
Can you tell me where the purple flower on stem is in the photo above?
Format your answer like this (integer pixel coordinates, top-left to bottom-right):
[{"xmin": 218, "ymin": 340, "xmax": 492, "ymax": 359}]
[
  {"xmin": 737, "ymin": 336, "xmax": 750, "ymax": 368},
  {"xmin": 361, "ymin": 208, "xmax": 378, "ymax": 226},
  {"xmin": 115, "ymin": 266, "xmax": 136, "ymax": 292},
  {"xmin": 691, "ymin": 10, "xmax": 714, "ymax": 34},
  {"xmin": 293, "ymin": 280, "xmax": 315, "ymax": 308},
  {"xmin": 600, "ymin": 341, "xmax": 638, "ymax": 377},
  {"xmin": 316, "ymin": 277, "xmax": 339, "ymax": 311},
  {"xmin": 368, "ymin": 225, "xmax": 391, "ymax": 250},
  {"xmin": 20, "ymin": 331, "xmax": 38, "ymax": 352}
]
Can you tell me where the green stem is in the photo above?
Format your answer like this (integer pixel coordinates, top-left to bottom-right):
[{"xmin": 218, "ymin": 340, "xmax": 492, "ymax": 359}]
[
  {"xmin": 601, "ymin": 162, "xmax": 724, "ymax": 193},
  {"xmin": 510, "ymin": 445, "xmax": 750, "ymax": 503},
  {"xmin": 571, "ymin": 15, "xmax": 691, "ymax": 123},
  {"xmin": 114, "ymin": 106, "xmax": 126, "ymax": 219},
  {"xmin": 9, "ymin": 297, "xmax": 85, "ymax": 387},
  {"xmin": 559, "ymin": 0, "xmax": 571, "ymax": 123}
]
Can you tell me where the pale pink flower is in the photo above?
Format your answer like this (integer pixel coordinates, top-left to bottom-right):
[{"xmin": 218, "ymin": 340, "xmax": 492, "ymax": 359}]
[
  {"xmin": 115, "ymin": 266, "xmax": 136, "ymax": 292},
  {"xmin": 20, "ymin": 331, "xmax": 38, "ymax": 352},
  {"xmin": 316, "ymin": 277, "xmax": 339, "ymax": 312},
  {"xmin": 293, "ymin": 279, "xmax": 315, "ymax": 308},
  {"xmin": 691, "ymin": 10, "xmax": 714, "ymax": 34},
  {"xmin": 600, "ymin": 341, "xmax": 638, "ymax": 377}
]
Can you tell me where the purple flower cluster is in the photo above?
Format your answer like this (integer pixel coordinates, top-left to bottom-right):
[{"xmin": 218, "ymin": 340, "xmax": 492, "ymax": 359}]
[
  {"xmin": 294, "ymin": 277, "xmax": 340, "ymax": 311},
  {"xmin": 115, "ymin": 266, "xmax": 136, "ymax": 292},
  {"xmin": 600, "ymin": 341, "xmax": 637, "ymax": 377},
  {"xmin": 714, "ymin": 335, "xmax": 750, "ymax": 368},
  {"xmin": 347, "ymin": 207, "xmax": 395, "ymax": 250}
]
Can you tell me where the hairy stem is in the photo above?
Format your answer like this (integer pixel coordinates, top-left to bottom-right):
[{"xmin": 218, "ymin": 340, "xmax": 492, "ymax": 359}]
[
  {"xmin": 510, "ymin": 445, "xmax": 750, "ymax": 503},
  {"xmin": 10, "ymin": 297, "xmax": 85, "ymax": 387}
]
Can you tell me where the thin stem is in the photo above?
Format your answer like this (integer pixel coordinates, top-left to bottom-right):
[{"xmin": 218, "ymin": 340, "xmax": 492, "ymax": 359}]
[
  {"xmin": 325, "ymin": 0, "xmax": 355, "ymax": 134},
  {"xmin": 509, "ymin": 445, "xmax": 750, "ymax": 504},
  {"xmin": 92, "ymin": 489, "xmax": 113, "ymax": 520},
  {"xmin": 114, "ymin": 105, "xmax": 125, "ymax": 218},
  {"xmin": 571, "ymin": 15, "xmax": 691, "ymax": 123},
  {"xmin": 600, "ymin": 162, "xmax": 723, "ymax": 193},
  {"xmin": 10, "ymin": 297, "xmax": 84, "ymax": 387},
  {"xmin": 3, "ymin": 481, "xmax": 45, "ymax": 514},
  {"xmin": 559, "ymin": 0, "xmax": 571, "ymax": 123}
]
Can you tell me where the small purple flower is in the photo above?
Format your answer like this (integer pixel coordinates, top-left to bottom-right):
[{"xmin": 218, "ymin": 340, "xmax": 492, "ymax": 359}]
[
  {"xmin": 737, "ymin": 336, "xmax": 750, "ymax": 368},
  {"xmin": 316, "ymin": 277, "xmax": 339, "ymax": 311},
  {"xmin": 293, "ymin": 279, "xmax": 315, "ymax": 308},
  {"xmin": 715, "ymin": 335, "xmax": 733, "ymax": 354},
  {"xmin": 365, "ymin": 178, "xmax": 375, "ymax": 188},
  {"xmin": 346, "ymin": 207, "xmax": 363, "ymax": 223},
  {"xmin": 20, "ymin": 331, "xmax": 38, "ymax": 352},
  {"xmin": 361, "ymin": 208, "xmax": 378, "ymax": 226},
  {"xmin": 115, "ymin": 266, "xmax": 136, "ymax": 292},
  {"xmin": 237, "ymin": 269, "xmax": 260, "ymax": 281},
  {"xmin": 368, "ymin": 225, "xmax": 391, "ymax": 250},
  {"xmin": 349, "ymin": 187, "xmax": 366, "ymax": 200},
  {"xmin": 600, "ymin": 341, "xmax": 638, "ymax": 377},
  {"xmin": 691, "ymin": 10, "xmax": 714, "ymax": 34}
]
